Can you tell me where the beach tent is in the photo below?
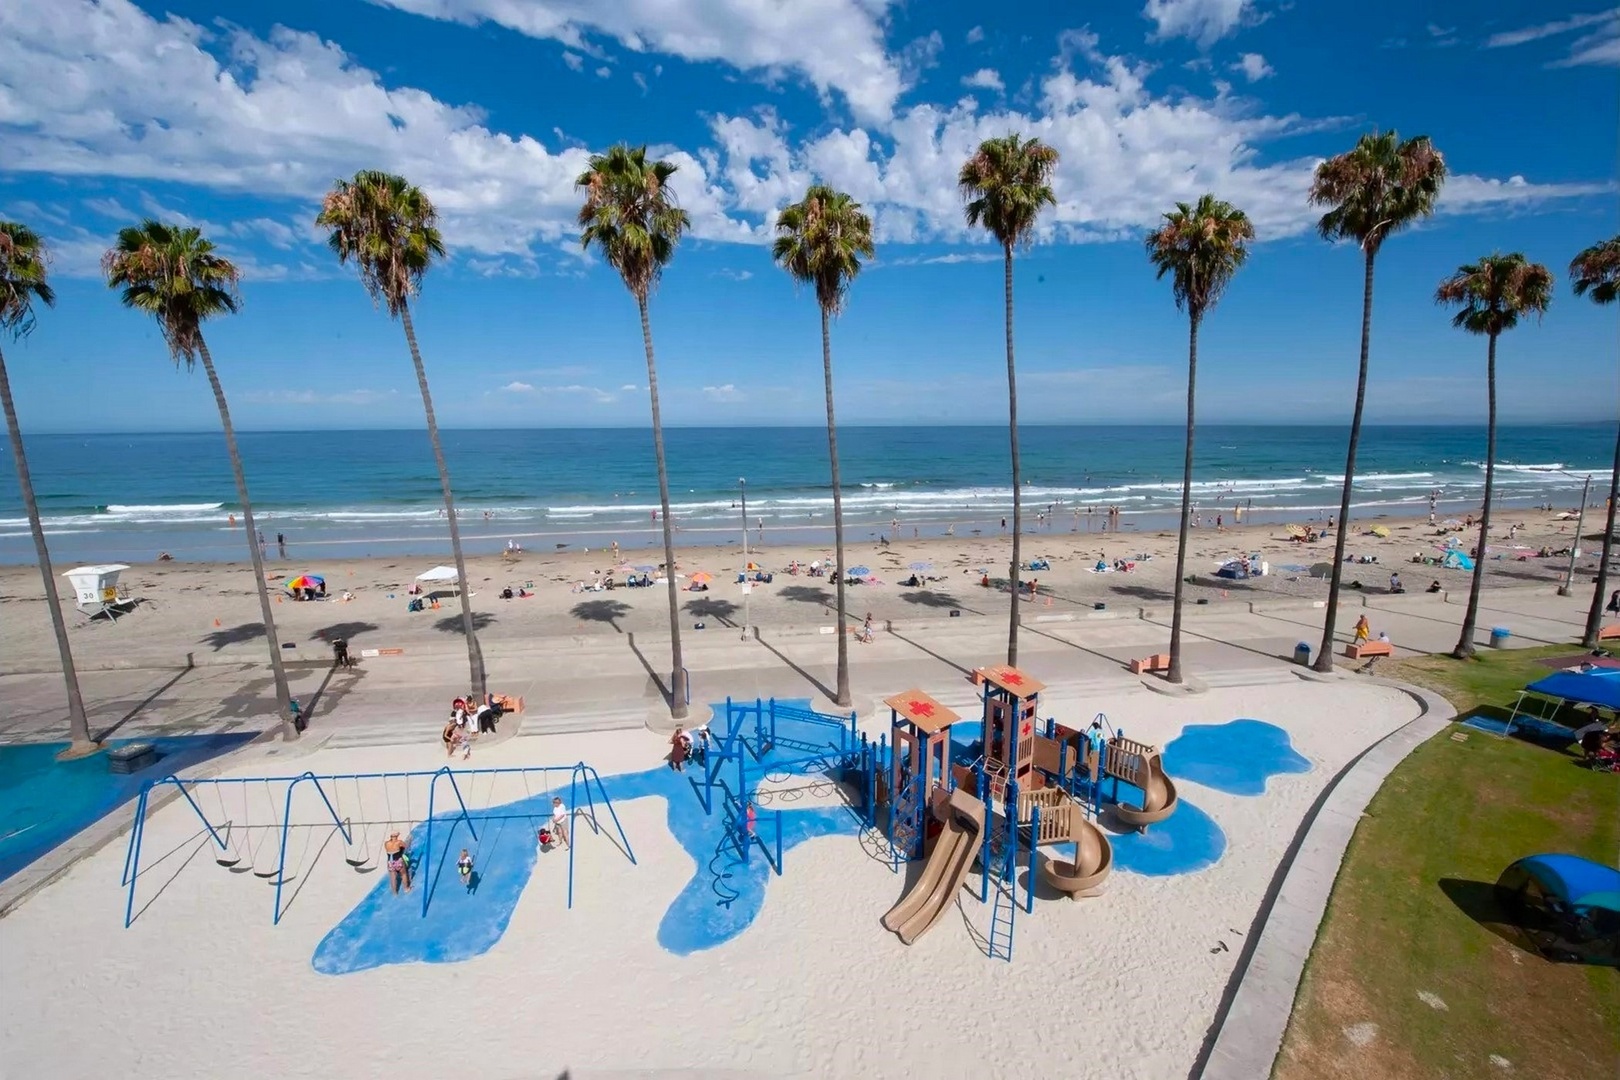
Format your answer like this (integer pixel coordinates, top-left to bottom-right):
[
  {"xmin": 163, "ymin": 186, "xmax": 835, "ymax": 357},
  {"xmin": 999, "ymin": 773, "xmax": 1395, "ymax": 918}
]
[
  {"xmin": 1494, "ymin": 854, "xmax": 1620, "ymax": 964},
  {"xmin": 416, "ymin": 565, "xmax": 461, "ymax": 596},
  {"xmin": 61, "ymin": 564, "xmax": 137, "ymax": 619},
  {"xmin": 1500, "ymin": 668, "xmax": 1620, "ymax": 739},
  {"xmin": 1442, "ymin": 550, "xmax": 1474, "ymax": 571}
]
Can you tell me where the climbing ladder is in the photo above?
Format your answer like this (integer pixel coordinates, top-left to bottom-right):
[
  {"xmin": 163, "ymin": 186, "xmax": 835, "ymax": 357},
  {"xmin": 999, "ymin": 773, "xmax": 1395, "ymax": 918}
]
[
  {"xmin": 888, "ymin": 772, "xmax": 923, "ymax": 871},
  {"xmin": 985, "ymin": 806, "xmax": 1019, "ymax": 962}
]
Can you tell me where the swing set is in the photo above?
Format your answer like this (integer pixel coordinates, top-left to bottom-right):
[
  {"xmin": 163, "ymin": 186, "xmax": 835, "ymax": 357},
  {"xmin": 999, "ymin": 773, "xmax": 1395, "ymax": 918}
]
[{"xmin": 120, "ymin": 762, "xmax": 633, "ymax": 928}]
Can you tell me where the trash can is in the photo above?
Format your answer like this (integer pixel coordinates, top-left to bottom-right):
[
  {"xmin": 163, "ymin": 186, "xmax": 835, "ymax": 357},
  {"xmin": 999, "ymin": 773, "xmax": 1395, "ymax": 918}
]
[
  {"xmin": 1489, "ymin": 627, "xmax": 1511, "ymax": 649},
  {"xmin": 1294, "ymin": 642, "xmax": 1312, "ymax": 666}
]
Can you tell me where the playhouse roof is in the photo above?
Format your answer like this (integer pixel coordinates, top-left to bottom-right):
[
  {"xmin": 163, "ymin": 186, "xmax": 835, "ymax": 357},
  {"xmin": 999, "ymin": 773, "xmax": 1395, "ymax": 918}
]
[
  {"xmin": 979, "ymin": 665, "xmax": 1045, "ymax": 697},
  {"xmin": 884, "ymin": 690, "xmax": 961, "ymax": 733}
]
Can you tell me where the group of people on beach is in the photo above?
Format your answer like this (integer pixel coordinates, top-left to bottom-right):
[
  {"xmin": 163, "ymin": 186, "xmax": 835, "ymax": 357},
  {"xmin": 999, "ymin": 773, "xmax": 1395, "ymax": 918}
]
[
  {"xmin": 440, "ymin": 695, "xmax": 503, "ymax": 759},
  {"xmin": 381, "ymin": 794, "xmax": 571, "ymax": 899}
]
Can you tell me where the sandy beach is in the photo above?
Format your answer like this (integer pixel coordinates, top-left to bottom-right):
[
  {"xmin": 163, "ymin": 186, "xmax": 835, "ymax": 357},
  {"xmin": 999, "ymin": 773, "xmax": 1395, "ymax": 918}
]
[{"xmin": 0, "ymin": 506, "xmax": 1604, "ymax": 672}]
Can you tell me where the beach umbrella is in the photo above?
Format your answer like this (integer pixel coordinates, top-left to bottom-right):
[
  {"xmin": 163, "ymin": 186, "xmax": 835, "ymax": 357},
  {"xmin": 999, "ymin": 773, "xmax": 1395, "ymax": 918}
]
[
  {"xmin": 847, "ymin": 565, "xmax": 871, "ymax": 578},
  {"xmin": 690, "ymin": 572, "xmax": 712, "ymax": 585},
  {"xmin": 286, "ymin": 574, "xmax": 324, "ymax": 590},
  {"xmin": 1309, "ymin": 562, "xmax": 1334, "ymax": 578},
  {"xmin": 1284, "ymin": 524, "xmax": 1305, "ymax": 538},
  {"xmin": 1370, "ymin": 525, "xmax": 1390, "ymax": 538}
]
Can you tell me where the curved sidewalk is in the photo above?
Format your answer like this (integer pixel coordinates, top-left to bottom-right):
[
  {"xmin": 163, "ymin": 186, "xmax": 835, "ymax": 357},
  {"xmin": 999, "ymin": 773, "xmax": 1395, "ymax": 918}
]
[{"xmin": 1196, "ymin": 679, "xmax": 1457, "ymax": 1080}]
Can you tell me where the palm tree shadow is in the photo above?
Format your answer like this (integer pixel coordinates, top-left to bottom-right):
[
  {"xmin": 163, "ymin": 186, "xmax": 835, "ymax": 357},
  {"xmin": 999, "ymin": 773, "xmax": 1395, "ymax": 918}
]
[
  {"xmin": 571, "ymin": 599, "xmax": 631, "ymax": 634},
  {"xmin": 1107, "ymin": 582, "xmax": 1177, "ymax": 603},
  {"xmin": 684, "ymin": 597, "xmax": 739, "ymax": 628},
  {"xmin": 199, "ymin": 622, "xmax": 265, "ymax": 651},
  {"xmin": 755, "ymin": 632, "xmax": 838, "ymax": 701},
  {"xmin": 93, "ymin": 657, "xmax": 197, "ymax": 743},
  {"xmin": 626, "ymin": 633, "xmax": 673, "ymax": 709},
  {"xmin": 432, "ymin": 611, "xmax": 496, "ymax": 635},
  {"xmin": 311, "ymin": 621, "xmax": 380, "ymax": 643},
  {"xmin": 779, "ymin": 585, "xmax": 834, "ymax": 610},
  {"xmin": 902, "ymin": 590, "xmax": 979, "ymax": 613}
]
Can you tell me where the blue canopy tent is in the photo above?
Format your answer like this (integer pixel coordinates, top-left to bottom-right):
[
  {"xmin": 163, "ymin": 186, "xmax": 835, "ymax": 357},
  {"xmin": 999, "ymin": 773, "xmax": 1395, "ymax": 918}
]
[
  {"xmin": 1499, "ymin": 668, "xmax": 1620, "ymax": 740},
  {"xmin": 1494, "ymin": 853, "xmax": 1620, "ymax": 964}
]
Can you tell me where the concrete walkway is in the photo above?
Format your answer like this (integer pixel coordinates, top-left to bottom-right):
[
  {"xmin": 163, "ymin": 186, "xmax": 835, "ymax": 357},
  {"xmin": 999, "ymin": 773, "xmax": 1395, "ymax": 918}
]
[{"xmin": 1194, "ymin": 682, "xmax": 1458, "ymax": 1080}]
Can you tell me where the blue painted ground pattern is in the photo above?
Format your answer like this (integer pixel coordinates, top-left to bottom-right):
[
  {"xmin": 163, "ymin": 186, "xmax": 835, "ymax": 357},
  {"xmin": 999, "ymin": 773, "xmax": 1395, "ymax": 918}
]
[{"xmin": 311, "ymin": 711, "xmax": 1312, "ymax": 973}]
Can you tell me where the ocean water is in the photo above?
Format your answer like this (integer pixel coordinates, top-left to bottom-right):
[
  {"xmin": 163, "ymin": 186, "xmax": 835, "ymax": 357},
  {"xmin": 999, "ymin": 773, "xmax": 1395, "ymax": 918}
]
[{"xmin": 0, "ymin": 424, "xmax": 1611, "ymax": 564}]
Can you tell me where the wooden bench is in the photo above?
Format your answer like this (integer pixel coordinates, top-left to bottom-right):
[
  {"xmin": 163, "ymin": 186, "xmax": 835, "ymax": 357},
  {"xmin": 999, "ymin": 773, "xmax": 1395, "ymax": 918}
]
[
  {"xmin": 1599, "ymin": 624, "xmax": 1620, "ymax": 642},
  {"xmin": 1343, "ymin": 641, "xmax": 1394, "ymax": 659},
  {"xmin": 1128, "ymin": 653, "xmax": 1171, "ymax": 675}
]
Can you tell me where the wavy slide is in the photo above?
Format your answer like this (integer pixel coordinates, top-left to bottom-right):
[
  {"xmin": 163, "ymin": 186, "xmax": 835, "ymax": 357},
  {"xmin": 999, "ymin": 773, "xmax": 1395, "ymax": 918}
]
[
  {"xmin": 1113, "ymin": 754, "xmax": 1179, "ymax": 832},
  {"xmin": 881, "ymin": 787, "xmax": 986, "ymax": 945}
]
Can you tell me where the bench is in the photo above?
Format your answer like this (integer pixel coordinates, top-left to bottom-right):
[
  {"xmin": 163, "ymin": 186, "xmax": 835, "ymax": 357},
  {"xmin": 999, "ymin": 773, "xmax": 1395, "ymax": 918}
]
[
  {"xmin": 1343, "ymin": 641, "xmax": 1394, "ymax": 659},
  {"xmin": 1598, "ymin": 624, "xmax": 1620, "ymax": 642},
  {"xmin": 1128, "ymin": 653, "xmax": 1171, "ymax": 675}
]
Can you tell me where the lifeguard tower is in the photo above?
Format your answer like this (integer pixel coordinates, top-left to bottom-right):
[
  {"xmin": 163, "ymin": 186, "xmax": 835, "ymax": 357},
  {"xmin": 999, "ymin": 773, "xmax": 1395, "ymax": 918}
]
[
  {"xmin": 62, "ymin": 564, "xmax": 137, "ymax": 620},
  {"xmin": 885, "ymin": 689, "xmax": 960, "ymax": 862},
  {"xmin": 976, "ymin": 665, "xmax": 1045, "ymax": 800}
]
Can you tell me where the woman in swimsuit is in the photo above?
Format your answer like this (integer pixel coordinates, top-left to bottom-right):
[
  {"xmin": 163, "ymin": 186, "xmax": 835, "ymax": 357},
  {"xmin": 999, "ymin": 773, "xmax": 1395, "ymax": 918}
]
[
  {"xmin": 442, "ymin": 719, "xmax": 459, "ymax": 758},
  {"xmin": 384, "ymin": 832, "xmax": 412, "ymax": 894}
]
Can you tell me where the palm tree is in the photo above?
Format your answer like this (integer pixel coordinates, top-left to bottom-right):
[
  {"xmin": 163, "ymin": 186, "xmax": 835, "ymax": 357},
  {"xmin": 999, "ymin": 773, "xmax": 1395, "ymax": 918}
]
[
  {"xmin": 1570, "ymin": 235, "xmax": 1620, "ymax": 646},
  {"xmin": 577, "ymin": 145, "xmax": 692, "ymax": 718},
  {"xmin": 317, "ymin": 171, "xmax": 485, "ymax": 698},
  {"xmin": 1146, "ymin": 196, "xmax": 1255, "ymax": 684},
  {"xmin": 959, "ymin": 134, "xmax": 1059, "ymax": 667},
  {"xmin": 1436, "ymin": 253, "xmax": 1554, "ymax": 658},
  {"xmin": 773, "ymin": 185, "xmax": 875, "ymax": 707},
  {"xmin": 1308, "ymin": 132, "xmax": 1447, "ymax": 672},
  {"xmin": 1, "ymin": 223, "xmax": 96, "ymax": 755},
  {"xmin": 103, "ymin": 221, "xmax": 296, "ymax": 739}
]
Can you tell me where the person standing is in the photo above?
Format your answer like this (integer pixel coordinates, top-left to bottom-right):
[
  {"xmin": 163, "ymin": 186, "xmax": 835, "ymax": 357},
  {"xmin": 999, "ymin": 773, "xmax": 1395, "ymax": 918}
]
[
  {"xmin": 669, "ymin": 726, "xmax": 688, "ymax": 772},
  {"xmin": 384, "ymin": 832, "xmax": 412, "ymax": 894},
  {"xmin": 550, "ymin": 796, "xmax": 570, "ymax": 849},
  {"xmin": 276, "ymin": 531, "xmax": 286, "ymax": 558}
]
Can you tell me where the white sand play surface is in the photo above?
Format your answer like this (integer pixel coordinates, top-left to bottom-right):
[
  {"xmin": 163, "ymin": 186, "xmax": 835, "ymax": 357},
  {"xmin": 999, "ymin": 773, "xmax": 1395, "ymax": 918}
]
[{"xmin": 0, "ymin": 679, "xmax": 1422, "ymax": 1079}]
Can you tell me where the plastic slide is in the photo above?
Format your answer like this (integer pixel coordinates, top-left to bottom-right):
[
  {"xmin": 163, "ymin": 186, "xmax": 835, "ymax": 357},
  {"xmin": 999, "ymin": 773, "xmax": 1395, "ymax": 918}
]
[
  {"xmin": 1039, "ymin": 815, "xmax": 1113, "ymax": 898},
  {"xmin": 1113, "ymin": 755, "xmax": 1179, "ymax": 832},
  {"xmin": 881, "ymin": 787, "xmax": 986, "ymax": 945}
]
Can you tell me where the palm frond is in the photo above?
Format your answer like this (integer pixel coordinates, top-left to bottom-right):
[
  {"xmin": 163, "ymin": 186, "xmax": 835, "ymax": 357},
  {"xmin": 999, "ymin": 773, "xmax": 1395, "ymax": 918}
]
[
  {"xmin": 772, "ymin": 184, "xmax": 875, "ymax": 316},
  {"xmin": 0, "ymin": 221, "xmax": 55, "ymax": 340},
  {"xmin": 1144, "ymin": 194, "xmax": 1254, "ymax": 318},
  {"xmin": 316, "ymin": 170, "xmax": 444, "ymax": 317},
  {"xmin": 101, "ymin": 220, "xmax": 240, "ymax": 365},
  {"xmin": 576, "ymin": 144, "xmax": 690, "ymax": 299},
  {"xmin": 958, "ymin": 134, "xmax": 1059, "ymax": 249},
  {"xmin": 1570, "ymin": 235, "xmax": 1620, "ymax": 306},
  {"xmin": 1310, "ymin": 131, "xmax": 1447, "ymax": 254},
  {"xmin": 1435, "ymin": 252, "xmax": 1555, "ymax": 337}
]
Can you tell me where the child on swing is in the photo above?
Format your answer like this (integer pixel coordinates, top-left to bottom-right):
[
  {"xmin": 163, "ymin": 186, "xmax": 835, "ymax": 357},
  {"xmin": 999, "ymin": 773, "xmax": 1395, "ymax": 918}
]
[{"xmin": 457, "ymin": 849, "xmax": 474, "ymax": 892}]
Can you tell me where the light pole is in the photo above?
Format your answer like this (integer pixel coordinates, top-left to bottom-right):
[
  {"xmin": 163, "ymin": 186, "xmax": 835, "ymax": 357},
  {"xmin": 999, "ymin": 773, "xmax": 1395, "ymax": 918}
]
[
  {"xmin": 740, "ymin": 477, "xmax": 750, "ymax": 640},
  {"xmin": 1560, "ymin": 473, "xmax": 1593, "ymax": 597}
]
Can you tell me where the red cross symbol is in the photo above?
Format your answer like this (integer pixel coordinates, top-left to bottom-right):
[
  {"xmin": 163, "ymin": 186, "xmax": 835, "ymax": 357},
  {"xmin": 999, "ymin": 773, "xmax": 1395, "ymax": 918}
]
[
  {"xmin": 1002, "ymin": 670, "xmax": 1025, "ymax": 686},
  {"xmin": 907, "ymin": 699, "xmax": 935, "ymax": 718}
]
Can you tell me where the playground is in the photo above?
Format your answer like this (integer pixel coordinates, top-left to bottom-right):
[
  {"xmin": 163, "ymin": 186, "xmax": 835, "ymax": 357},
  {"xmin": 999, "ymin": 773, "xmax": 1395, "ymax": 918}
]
[{"xmin": 0, "ymin": 676, "xmax": 1425, "ymax": 1079}]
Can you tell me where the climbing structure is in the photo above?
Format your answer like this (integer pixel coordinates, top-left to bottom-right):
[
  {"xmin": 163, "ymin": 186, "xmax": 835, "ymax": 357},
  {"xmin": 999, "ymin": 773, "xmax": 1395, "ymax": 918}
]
[{"xmin": 884, "ymin": 689, "xmax": 960, "ymax": 867}]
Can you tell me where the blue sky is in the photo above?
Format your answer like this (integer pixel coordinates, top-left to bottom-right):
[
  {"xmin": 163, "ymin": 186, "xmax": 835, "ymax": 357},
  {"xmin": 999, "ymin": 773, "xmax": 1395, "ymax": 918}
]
[{"xmin": 0, "ymin": 0, "xmax": 1615, "ymax": 431}]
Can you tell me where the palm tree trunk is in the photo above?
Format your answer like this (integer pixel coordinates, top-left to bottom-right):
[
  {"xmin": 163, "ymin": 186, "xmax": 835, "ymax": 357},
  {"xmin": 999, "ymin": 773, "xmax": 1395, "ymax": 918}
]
[
  {"xmin": 1582, "ymin": 418, "xmax": 1620, "ymax": 646},
  {"xmin": 400, "ymin": 304, "xmax": 485, "ymax": 697},
  {"xmin": 639, "ymin": 295, "xmax": 688, "ymax": 719},
  {"xmin": 1454, "ymin": 333, "xmax": 1498, "ymax": 658},
  {"xmin": 1003, "ymin": 242, "xmax": 1022, "ymax": 667},
  {"xmin": 1315, "ymin": 248, "xmax": 1376, "ymax": 672},
  {"xmin": 1168, "ymin": 313, "xmax": 1200, "ymax": 684},
  {"xmin": 0, "ymin": 343, "xmax": 94, "ymax": 753},
  {"xmin": 196, "ymin": 337, "xmax": 294, "ymax": 740},
  {"xmin": 821, "ymin": 306, "xmax": 851, "ymax": 707}
]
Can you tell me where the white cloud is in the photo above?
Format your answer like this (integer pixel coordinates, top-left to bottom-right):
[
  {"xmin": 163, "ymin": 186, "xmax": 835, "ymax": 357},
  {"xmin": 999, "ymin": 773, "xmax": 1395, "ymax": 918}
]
[
  {"xmin": 1231, "ymin": 52, "xmax": 1273, "ymax": 81},
  {"xmin": 81, "ymin": 196, "xmax": 132, "ymax": 218},
  {"xmin": 544, "ymin": 384, "xmax": 620, "ymax": 403},
  {"xmin": 500, "ymin": 381, "xmax": 536, "ymax": 392},
  {"xmin": 1486, "ymin": 8, "xmax": 1620, "ymax": 66},
  {"xmin": 1485, "ymin": 9, "xmax": 1616, "ymax": 47},
  {"xmin": 961, "ymin": 68, "xmax": 1005, "ymax": 92},
  {"xmin": 703, "ymin": 383, "xmax": 743, "ymax": 401},
  {"xmin": 0, "ymin": 0, "xmax": 1606, "ymax": 273},
  {"xmin": 965, "ymin": 25, "xmax": 985, "ymax": 45},
  {"xmin": 370, "ymin": 0, "xmax": 906, "ymax": 121},
  {"xmin": 594, "ymin": 65, "xmax": 611, "ymax": 77},
  {"xmin": 619, "ymin": 383, "xmax": 639, "ymax": 391},
  {"xmin": 713, "ymin": 268, "xmax": 754, "ymax": 280},
  {"xmin": 1142, "ymin": 0, "xmax": 1257, "ymax": 47},
  {"xmin": 561, "ymin": 51, "xmax": 583, "ymax": 71},
  {"xmin": 882, "ymin": 251, "xmax": 1002, "ymax": 267}
]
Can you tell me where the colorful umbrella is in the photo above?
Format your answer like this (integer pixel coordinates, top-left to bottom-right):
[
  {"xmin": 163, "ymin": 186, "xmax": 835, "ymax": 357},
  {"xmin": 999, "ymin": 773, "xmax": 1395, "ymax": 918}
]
[
  {"xmin": 286, "ymin": 574, "xmax": 324, "ymax": 590},
  {"xmin": 690, "ymin": 572, "xmax": 712, "ymax": 585},
  {"xmin": 1370, "ymin": 525, "xmax": 1390, "ymax": 538}
]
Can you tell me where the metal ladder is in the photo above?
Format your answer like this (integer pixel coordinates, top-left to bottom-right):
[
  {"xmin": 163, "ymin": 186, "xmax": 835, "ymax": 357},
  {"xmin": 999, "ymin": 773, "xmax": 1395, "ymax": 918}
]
[
  {"xmin": 890, "ymin": 775, "xmax": 920, "ymax": 863},
  {"xmin": 985, "ymin": 812, "xmax": 1017, "ymax": 962}
]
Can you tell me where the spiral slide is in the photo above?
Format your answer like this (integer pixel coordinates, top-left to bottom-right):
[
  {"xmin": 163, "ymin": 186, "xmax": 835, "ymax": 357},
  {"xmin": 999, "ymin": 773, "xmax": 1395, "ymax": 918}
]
[
  {"xmin": 881, "ymin": 787, "xmax": 986, "ymax": 945},
  {"xmin": 1039, "ymin": 814, "xmax": 1113, "ymax": 898}
]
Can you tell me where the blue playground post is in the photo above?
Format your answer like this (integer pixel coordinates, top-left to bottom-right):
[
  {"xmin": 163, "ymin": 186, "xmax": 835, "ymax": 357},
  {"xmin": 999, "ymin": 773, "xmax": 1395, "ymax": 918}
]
[
  {"xmin": 1025, "ymin": 802, "xmax": 1040, "ymax": 914},
  {"xmin": 274, "ymin": 772, "xmax": 353, "ymax": 925},
  {"xmin": 420, "ymin": 766, "xmax": 480, "ymax": 919}
]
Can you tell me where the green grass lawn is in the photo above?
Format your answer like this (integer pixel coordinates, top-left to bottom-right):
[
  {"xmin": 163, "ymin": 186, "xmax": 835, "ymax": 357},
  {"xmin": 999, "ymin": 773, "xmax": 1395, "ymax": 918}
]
[{"xmin": 1275, "ymin": 645, "xmax": 1620, "ymax": 1080}]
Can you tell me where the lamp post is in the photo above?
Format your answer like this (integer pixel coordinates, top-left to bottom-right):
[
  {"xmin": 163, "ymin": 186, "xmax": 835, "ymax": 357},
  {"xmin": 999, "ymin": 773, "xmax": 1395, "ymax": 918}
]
[
  {"xmin": 1560, "ymin": 473, "xmax": 1593, "ymax": 597},
  {"xmin": 740, "ymin": 477, "xmax": 750, "ymax": 640}
]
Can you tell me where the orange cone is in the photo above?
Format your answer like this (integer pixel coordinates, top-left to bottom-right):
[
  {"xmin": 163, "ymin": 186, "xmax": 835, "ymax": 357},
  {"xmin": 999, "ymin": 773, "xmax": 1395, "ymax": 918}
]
[{"xmin": 213, "ymin": 618, "xmax": 221, "ymax": 627}]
